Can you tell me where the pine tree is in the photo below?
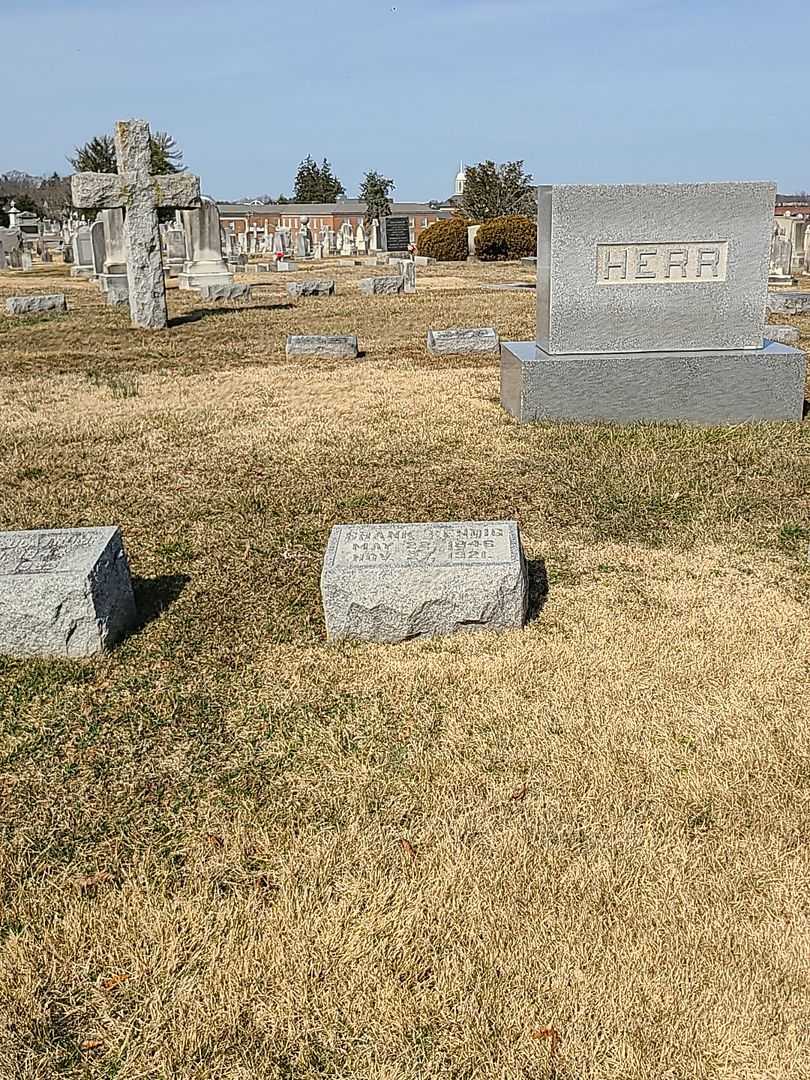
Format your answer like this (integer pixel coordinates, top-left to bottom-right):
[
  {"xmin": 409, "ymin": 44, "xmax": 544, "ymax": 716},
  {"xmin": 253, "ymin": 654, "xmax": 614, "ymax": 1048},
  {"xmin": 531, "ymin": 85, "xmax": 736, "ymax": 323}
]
[
  {"xmin": 293, "ymin": 156, "xmax": 345, "ymax": 202},
  {"xmin": 69, "ymin": 131, "xmax": 183, "ymax": 176},
  {"xmin": 359, "ymin": 170, "xmax": 394, "ymax": 225},
  {"xmin": 462, "ymin": 160, "xmax": 535, "ymax": 221}
]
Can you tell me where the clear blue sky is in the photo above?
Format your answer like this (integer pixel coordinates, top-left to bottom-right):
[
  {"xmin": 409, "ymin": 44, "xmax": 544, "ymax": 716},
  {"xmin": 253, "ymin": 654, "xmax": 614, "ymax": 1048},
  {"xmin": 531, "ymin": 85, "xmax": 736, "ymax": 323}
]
[{"xmin": 4, "ymin": 0, "xmax": 808, "ymax": 201}]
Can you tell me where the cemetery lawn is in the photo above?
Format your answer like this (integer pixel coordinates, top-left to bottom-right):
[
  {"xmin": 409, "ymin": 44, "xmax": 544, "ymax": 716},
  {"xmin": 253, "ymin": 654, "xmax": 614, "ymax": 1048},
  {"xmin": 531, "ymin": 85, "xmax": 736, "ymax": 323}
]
[{"xmin": 1, "ymin": 262, "xmax": 809, "ymax": 1080}]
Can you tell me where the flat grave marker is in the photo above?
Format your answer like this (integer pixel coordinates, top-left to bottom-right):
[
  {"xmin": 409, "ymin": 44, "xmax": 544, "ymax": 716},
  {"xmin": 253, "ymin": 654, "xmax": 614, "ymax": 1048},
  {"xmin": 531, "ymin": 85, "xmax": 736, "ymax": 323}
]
[
  {"xmin": 321, "ymin": 520, "xmax": 528, "ymax": 643},
  {"xmin": 0, "ymin": 526, "xmax": 137, "ymax": 658}
]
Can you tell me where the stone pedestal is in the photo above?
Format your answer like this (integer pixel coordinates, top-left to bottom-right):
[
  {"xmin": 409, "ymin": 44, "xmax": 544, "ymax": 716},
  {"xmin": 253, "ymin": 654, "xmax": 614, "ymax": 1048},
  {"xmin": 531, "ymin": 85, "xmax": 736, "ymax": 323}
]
[
  {"xmin": 179, "ymin": 198, "xmax": 233, "ymax": 290},
  {"xmin": 501, "ymin": 341, "xmax": 806, "ymax": 424}
]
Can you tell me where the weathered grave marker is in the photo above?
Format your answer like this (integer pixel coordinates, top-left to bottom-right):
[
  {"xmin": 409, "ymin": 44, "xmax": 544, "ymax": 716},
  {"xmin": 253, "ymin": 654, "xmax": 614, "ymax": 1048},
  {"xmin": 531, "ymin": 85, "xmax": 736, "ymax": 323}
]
[
  {"xmin": 6, "ymin": 294, "xmax": 67, "ymax": 316},
  {"xmin": 501, "ymin": 182, "xmax": 806, "ymax": 423},
  {"xmin": 286, "ymin": 334, "xmax": 359, "ymax": 359},
  {"xmin": 767, "ymin": 291, "xmax": 810, "ymax": 315},
  {"xmin": 427, "ymin": 327, "xmax": 499, "ymax": 355},
  {"xmin": 359, "ymin": 276, "xmax": 404, "ymax": 296},
  {"xmin": 321, "ymin": 520, "xmax": 528, "ymax": 643},
  {"xmin": 71, "ymin": 119, "xmax": 201, "ymax": 329},
  {"xmin": 179, "ymin": 198, "xmax": 233, "ymax": 291},
  {"xmin": 287, "ymin": 280, "xmax": 336, "ymax": 298},
  {"xmin": 0, "ymin": 526, "xmax": 136, "ymax": 658}
]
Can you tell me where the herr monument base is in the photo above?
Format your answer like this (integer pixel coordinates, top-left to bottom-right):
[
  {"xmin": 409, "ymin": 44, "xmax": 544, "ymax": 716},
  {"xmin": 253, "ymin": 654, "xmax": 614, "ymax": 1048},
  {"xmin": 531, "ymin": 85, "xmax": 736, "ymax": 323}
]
[{"xmin": 501, "ymin": 340, "xmax": 806, "ymax": 425}]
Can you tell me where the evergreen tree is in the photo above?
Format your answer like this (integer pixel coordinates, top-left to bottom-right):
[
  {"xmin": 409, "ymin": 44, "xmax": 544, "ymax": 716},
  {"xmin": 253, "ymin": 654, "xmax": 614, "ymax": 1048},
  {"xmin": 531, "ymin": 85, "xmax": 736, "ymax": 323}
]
[
  {"xmin": 359, "ymin": 170, "xmax": 394, "ymax": 225},
  {"xmin": 293, "ymin": 156, "xmax": 345, "ymax": 202},
  {"xmin": 69, "ymin": 130, "xmax": 183, "ymax": 175},
  {"xmin": 462, "ymin": 160, "xmax": 535, "ymax": 221}
]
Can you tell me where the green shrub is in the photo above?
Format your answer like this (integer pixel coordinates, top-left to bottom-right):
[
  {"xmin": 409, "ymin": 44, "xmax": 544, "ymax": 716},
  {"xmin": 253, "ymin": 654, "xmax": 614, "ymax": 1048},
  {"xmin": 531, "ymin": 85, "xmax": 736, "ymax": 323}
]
[
  {"xmin": 416, "ymin": 218, "xmax": 468, "ymax": 261},
  {"xmin": 474, "ymin": 215, "xmax": 536, "ymax": 261}
]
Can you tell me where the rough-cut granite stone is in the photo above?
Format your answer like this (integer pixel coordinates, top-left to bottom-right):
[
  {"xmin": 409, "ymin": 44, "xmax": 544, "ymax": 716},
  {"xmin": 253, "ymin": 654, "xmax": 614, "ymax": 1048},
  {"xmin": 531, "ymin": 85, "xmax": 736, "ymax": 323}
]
[
  {"xmin": 106, "ymin": 284, "xmax": 130, "ymax": 306},
  {"xmin": 427, "ymin": 327, "xmax": 499, "ymax": 356},
  {"xmin": 287, "ymin": 280, "xmax": 336, "ymax": 298},
  {"xmin": 0, "ymin": 526, "xmax": 137, "ymax": 658},
  {"xmin": 359, "ymin": 276, "xmax": 404, "ymax": 296},
  {"xmin": 321, "ymin": 520, "xmax": 528, "ymax": 643},
  {"xmin": 71, "ymin": 118, "xmax": 200, "ymax": 330},
  {"xmin": 196, "ymin": 282, "xmax": 252, "ymax": 301},
  {"xmin": 5, "ymin": 294, "xmax": 67, "ymax": 316},
  {"xmin": 766, "ymin": 325, "xmax": 801, "ymax": 345},
  {"xmin": 286, "ymin": 334, "xmax": 359, "ymax": 359},
  {"xmin": 767, "ymin": 291, "xmax": 810, "ymax": 315}
]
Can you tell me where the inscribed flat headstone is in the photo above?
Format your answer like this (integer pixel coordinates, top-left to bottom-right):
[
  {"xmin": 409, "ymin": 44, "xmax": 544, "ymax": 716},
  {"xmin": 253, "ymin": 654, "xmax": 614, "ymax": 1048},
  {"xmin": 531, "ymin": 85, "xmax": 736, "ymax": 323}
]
[
  {"xmin": 286, "ymin": 335, "xmax": 358, "ymax": 359},
  {"xmin": 0, "ymin": 526, "xmax": 136, "ymax": 658},
  {"xmin": 427, "ymin": 327, "xmax": 499, "ymax": 355},
  {"xmin": 321, "ymin": 520, "xmax": 528, "ymax": 643}
]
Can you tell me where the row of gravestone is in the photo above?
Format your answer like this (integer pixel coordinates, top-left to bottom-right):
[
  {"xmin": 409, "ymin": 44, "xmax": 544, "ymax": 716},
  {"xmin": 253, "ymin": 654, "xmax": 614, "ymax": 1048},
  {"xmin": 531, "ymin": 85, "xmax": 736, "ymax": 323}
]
[
  {"xmin": 0, "ymin": 523, "xmax": 528, "ymax": 658},
  {"xmin": 70, "ymin": 198, "xmax": 251, "ymax": 305}
]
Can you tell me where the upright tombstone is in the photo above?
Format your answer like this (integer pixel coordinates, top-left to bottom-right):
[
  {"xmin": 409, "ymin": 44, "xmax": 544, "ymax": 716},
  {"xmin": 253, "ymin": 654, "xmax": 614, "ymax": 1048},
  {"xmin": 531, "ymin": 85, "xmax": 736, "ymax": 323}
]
[
  {"xmin": 99, "ymin": 208, "xmax": 128, "ymax": 300},
  {"xmin": 179, "ymin": 197, "xmax": 233, "ymax": 290},
  {"xmin": 70, "ymin": 226, "xmax": 95, "ymax": 278},
  {"xmin": 0, "ymin": 526, "xmax": 137, "ymax": 659},
  {"xmin": 370, "ymin": 218, "xmax": 381, "ymax": 252},
  {"xmin": 164, "ymin": 227, "xmax": 186, "ymax": 277},
  {"xmin": 501, "ymin": 182, "xmax": 806, "ymax": 424},
  {"xmin": 321, "ymin": 520, "xmax": 528, "ymax": 643},
  {"xmin": 380, "ymin": 215, "xmax": 410, "ymax": 253},
  {"xmin": 0, "ymin": 243, "xmax": 6, "ymax": 270},
  {"xmin": 71, "ymin": 118, "xmax": 201, "ymax": 329},
  {"xmin": 90, "ymin": 219, "xmax": 106, "ymax": 282},
  {"xmin": 296, "ymin": 216, "xmax": 313, "ymax": 259},
  {"xmin": 768, "ymin": 225, "xmax": 795, "ymax": 285},
  {"xmin": 355, "ymin": 221, "xmax": 368, "ymax": 255}
]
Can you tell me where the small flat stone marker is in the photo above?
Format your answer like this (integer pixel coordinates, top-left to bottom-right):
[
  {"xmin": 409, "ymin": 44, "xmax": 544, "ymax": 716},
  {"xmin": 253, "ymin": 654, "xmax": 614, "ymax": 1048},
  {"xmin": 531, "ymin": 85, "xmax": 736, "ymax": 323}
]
[
  {"xmin": 6, "ymin": 294, "xmax": 67, "ymax": 316},
  {"xmin": 766, "ymin": 325, "xmax": 801, "ymax": 345},
  {"xmin": 359, "ymin": 276, "xmax": 404, "ymax": 296},
  {"xmin": 428, "ymin": 327, "xmax": 500, "ymax": 356},
  {"xmin": 767, "ymin": 291, "xmax": 810, "ymax": 315},
  {"xmin": 286, "ymin": 334, "xmax": 359, "ymax": 359},
  {"xmin": 276, "ymin": 260, "xmax": 297, "ymax": 272},
  {"xmin": 196, "ymin": 282, "xmax": 252, "ymax": 301},
  {"xmin": 321, "ymin": 520, "xmax": 528, "ymax": 643},
  {"xmin": 287, "ymin": 280, "xmax": 336, "ymax": 298},
  {"xmin": 0, "ymin": 526, "xmax": 137, "ymax": 658}
]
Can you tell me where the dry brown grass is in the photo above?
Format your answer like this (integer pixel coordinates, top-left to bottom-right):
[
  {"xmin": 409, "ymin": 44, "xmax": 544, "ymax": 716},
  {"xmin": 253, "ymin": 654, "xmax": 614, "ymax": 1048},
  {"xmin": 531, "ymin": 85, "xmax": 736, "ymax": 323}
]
[{"xmin": 0, "ymin": 260, "xmax": 808, "ymax": 1079}]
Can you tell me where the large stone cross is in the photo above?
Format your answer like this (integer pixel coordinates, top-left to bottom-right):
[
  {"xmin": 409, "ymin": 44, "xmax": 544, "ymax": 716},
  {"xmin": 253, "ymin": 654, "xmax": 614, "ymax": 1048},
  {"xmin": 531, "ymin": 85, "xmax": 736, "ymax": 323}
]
[{"xmin": 71, "ymin": 119, "xmax": 200, "ymax": 329}]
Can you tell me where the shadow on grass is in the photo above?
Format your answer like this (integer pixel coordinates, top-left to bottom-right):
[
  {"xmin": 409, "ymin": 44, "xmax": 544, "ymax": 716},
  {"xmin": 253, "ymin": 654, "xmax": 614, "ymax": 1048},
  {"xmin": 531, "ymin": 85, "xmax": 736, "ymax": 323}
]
[
  {"xmin": 130, "ymin": 574, "xmax": 190, "ymax": 632},
  {"xmin": 526, "ymin": 558, "xmax": 549, "ymax": 623},
  {"xmin": 168, "ymin": 304, "xmax": 293, "ymax": 328}
]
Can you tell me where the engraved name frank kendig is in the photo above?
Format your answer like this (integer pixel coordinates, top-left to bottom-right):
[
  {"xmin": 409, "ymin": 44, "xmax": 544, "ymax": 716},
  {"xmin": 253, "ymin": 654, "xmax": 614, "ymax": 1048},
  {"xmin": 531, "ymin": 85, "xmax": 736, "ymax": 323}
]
[
  {"xmin": 333, "ymin": 523, "xmax": 512, "ymax": 567},
  {"xmin": 596, "ymin": 241, "xmax": 729, "ymax": 285}
]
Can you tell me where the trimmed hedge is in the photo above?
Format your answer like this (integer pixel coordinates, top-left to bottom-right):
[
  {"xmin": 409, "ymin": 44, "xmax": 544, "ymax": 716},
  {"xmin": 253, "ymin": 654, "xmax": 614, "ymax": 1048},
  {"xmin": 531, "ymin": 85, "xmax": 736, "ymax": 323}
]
[
  {"xmin": 474, "ymin": 215, "xmax": 536, "ymax": 261},
  {"xmin": 416, "ymin": 218, "xmax": 468, "ymax": 261}
]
